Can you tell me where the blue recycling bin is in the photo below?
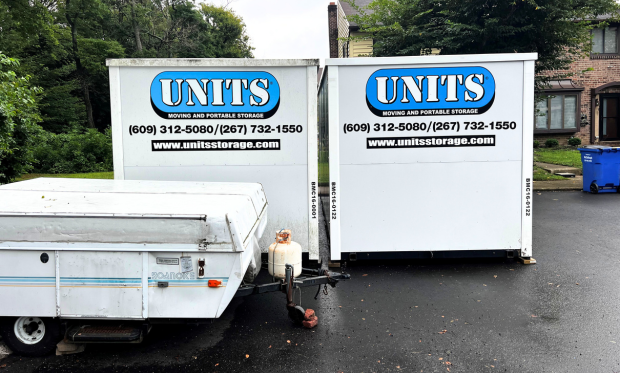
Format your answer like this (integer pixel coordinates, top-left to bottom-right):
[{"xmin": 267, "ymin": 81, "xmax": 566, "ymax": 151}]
[{"xmin": 578, "ymin": 146, "xmax": 620, "ymax": 193}]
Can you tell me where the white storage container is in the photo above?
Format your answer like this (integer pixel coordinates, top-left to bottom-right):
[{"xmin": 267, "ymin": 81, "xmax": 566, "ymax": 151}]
[
  {"xmin": 318, "ymin": 54, "xmax": 536, "ymax": 260},
  {"xmin": 106, "ymin": 58, "xmax": 320, "ymax": 260}
]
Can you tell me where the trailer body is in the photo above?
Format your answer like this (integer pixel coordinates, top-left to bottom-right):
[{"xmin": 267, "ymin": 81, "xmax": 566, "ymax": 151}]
[
  {"xmin": 0, "ymin": 178, "xmax": 267, "ymax": 319},
  {"xmin": 106, "ymin": 59, "xmax": 320, "ymax": 260},
  {"xmin": 318, "ymin": 54, "xmax": 536, "ymax": 260}
]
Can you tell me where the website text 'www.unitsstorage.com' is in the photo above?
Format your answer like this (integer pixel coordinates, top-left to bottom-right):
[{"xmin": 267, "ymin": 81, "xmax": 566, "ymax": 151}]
[
  {"xmin": 366, "ymin": 135, "xmax": 495, "ymax": 149},
  {"xmin": 152, "ymin": 139, "xmax": 280, "ymax": 151}
]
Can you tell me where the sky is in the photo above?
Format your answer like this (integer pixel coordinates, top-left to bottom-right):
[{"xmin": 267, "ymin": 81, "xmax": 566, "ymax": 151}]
[{"xmin": 224, "ymin": 0, "xmax": 329, "ymax": 59}]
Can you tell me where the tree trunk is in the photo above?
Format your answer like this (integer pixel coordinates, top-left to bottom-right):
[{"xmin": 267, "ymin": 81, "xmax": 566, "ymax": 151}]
[
  {"xmin": 81, "ymin": 81, "xmax": 95, "ymax": 129},
  {"xmin": 130, "ymin": 0, "xmax": 143, "ymax": 52},
  {"xmin": 65, "ymin": 0, "xmax": 95, "ymax": 129}
]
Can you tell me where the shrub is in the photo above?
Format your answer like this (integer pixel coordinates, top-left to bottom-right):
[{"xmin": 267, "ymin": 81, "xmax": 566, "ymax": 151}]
[
  {"xmin": 31, "ymin": 128, "xmax": 113, "ymax": 174},
  {"xmin": 534, "ymin": 140, "xmax": 540, "ymax": 148},
  {"xmin": 545, "ymin": 138, "xmax": 559, "ymax": 148},
  {"xmin": 568, "ymin": 137, "xmax": 582, "ymax": 146}
]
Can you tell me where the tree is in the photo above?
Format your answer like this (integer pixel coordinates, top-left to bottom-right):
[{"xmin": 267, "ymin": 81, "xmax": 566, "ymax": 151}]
[
  {"xmin": 0, "ymin": 0, "xmax": 254, "ymax": 138},
  {"xmin": 0, "ymin": 54, "xmax": 42, "ymax": 184},
  {"xmin": 346, "ymin": 0, "xmax": 620, "ymax": 88}
]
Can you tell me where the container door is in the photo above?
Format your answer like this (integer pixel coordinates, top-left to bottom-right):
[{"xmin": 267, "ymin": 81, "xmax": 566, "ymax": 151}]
[{"xmin": 59, "ymin": 251, "xmax": 143, "ymax": 318}]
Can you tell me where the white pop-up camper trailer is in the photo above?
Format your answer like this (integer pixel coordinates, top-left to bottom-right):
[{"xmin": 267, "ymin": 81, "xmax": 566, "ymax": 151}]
[
  {"xmin": 0, "ymin": 178, "xmax": 268, "ymax": 355},
  {"xmin": 0, "ymin": 178, "xmax": 348, "ymax": 356}
]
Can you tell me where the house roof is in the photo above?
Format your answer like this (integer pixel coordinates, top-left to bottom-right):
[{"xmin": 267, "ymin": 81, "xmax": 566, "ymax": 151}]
[{"xmin": 339, "ymin": 0, "xmax": 373, "ymax": 27}]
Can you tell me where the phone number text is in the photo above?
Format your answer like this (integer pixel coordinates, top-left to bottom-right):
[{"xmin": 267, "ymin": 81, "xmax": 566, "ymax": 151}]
[
  {"xmin": 129, "ymin": 124, "xmax": 303, "ymax": 136},
  {"xmin": 343, "ymin": 121, "xmax": 517, "ymax": 134}
]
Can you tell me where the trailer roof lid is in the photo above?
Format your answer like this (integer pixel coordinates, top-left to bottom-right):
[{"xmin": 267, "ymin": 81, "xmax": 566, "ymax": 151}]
[
  {"xmin": 0, "ymin": 179, "xmax": 268, "ymax": 247},
  {"xmin": 1, "ymin": 178, "xmax": 266, "ymax": 217}
]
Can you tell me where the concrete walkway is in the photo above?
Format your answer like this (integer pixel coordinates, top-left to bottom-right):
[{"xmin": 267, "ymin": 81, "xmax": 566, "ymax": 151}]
[
  {"xmin": 534, "ymin": 175, "xmax": 583, "ymax": 191},
  {"xmin": 535, "ymin": 161, "xmax": 582, "ymax": 175}
]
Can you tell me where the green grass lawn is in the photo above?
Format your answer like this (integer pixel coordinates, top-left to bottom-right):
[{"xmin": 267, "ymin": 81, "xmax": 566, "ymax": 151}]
[
  {"xmin": 16, "ymin": 171, "xmax": 114, "ymax": 182},
  {"xmin": 534, "ymin": 148, "xmax": 582, "ymax": 169},
  {"xmin": 533, "ymin": 166, "xmax": 566, "ymax": 181}
]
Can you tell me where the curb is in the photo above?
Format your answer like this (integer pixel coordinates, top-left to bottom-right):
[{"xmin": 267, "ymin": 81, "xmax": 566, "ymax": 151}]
[{"xmin": 533, "ymin": 185, "xmax": 583, "ymax": 191}]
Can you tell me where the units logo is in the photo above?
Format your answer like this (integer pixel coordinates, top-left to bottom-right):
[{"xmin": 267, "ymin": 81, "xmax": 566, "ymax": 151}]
[
  {"xmin": 150, "ymin": 71, "xmax": 280, "ymax": 120},
  {"xmin": 366, "ymin": 66, "xmax": 495, "ymax": 117}
]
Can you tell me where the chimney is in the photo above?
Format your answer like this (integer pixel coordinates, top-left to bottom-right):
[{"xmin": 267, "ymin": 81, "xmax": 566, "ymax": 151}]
[{"xmin": 328, "ymin": 2, "xmax": 338, "ymax": 58}]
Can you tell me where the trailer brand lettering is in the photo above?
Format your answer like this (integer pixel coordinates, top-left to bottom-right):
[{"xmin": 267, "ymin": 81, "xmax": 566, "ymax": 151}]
[
  {"xmin": 366, "ymin": 67, "xmax": 495, "ymax": 117},
  {"xmin": 151, "ymin": 271, "xmax": 196, "ymax": 280},
  {"xmin": 156, "ymin": 257, "xmax": 179, "ymax": 265},
  {"xmin": 151, "ymin": 71, "xmax": 280, "ymax": 119}
]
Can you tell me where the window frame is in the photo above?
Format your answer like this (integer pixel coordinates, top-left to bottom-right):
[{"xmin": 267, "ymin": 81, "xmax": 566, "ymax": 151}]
[
  {"xmin": 591, "ymin": 24, "xmax": 620, "ymax": 58},
  {"xmin": 534, "ymin": 91, "xmax": 582, "ymax": 134}
]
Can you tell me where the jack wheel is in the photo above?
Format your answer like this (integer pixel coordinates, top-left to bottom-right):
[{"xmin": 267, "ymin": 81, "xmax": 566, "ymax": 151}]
[{"xmin": 287, "ymin": 305, "xmax": 306, "ymax": 325}]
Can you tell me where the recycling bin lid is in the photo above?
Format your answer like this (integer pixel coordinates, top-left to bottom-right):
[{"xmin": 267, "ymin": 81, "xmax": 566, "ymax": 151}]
[
  {"xmin": 578, "ymin": 145, "xmax": 618, "ymax": 153},
  {"xmin": 581, "ymin": 145, "xmax": 612, "ymax": 149}
]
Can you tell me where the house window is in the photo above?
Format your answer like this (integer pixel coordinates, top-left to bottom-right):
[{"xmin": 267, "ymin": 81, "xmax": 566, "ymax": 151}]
[
  {"xmin": 593, "ymin": 27, "xmax": 618, "ymax": 54},
  {"xmin": 536, "ymin": 94, "xmax": 578, "ymax": 131}
]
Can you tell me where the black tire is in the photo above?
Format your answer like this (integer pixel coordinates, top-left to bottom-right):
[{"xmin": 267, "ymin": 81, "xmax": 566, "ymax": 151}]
[
  {"xmin": 590, "ymin": 182, "xmax": 599, "ymax": 194},
  {"xmin": 0, "ymin": 317, "xmax": 61, "ymax": 357}
]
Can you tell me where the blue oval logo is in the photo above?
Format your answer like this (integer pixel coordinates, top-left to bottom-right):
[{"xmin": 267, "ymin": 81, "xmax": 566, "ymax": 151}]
[
  {"xmin": 150, "ymin": 71, "xmax": 280, "ymax": 120},
  {"xmin": 366, "ymin": 67, "xmax": 495, "ymax": 117}
]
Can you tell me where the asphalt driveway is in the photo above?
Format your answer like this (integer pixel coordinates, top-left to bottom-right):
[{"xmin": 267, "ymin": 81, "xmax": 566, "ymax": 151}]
[{"xmin": 2, "ymin": 191, "xmax": 620, "ymax": 373}]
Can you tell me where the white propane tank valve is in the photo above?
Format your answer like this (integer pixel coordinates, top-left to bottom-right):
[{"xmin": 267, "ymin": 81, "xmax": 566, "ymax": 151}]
[{"xmin": 268, "ymin": 230, "xmax": 302, "ymax": 279}]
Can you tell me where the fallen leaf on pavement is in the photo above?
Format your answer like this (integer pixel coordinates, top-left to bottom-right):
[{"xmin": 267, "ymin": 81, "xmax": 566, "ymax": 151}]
[
  {"xmin": 438, "ymin": 330, "xmax": 447, "ymax": 334},
  {"xmin": 439, "ymin": 357, "xmax": 443, "ymax": 360},
  {"xmin": 215, "ymin": 364, "xmax": 219, "ymax": 367},
  {"xmin": 246, "ymin": 354, "xmax": 249, "ymax": 358},
  {"xmin": 493, "ymin": 275, "xmax": 497, "ymax": 278},
  {"xmin": 287, "ymin": 340, "xmax": 291, "ymax": 344},
  {"xmin": 531, "ymin": 315, "xmax": 538, "ymax": 318},
  {"xmin": 362, "ymin": 274, "xmax": 368, "ymax": 276},
  {"xmin": 446, "ymin": 362, "xmax": 452, "ymax": 365},
  {"xmin": 269, "ymin": 345, "xmax": 272, "ymax": 348}
]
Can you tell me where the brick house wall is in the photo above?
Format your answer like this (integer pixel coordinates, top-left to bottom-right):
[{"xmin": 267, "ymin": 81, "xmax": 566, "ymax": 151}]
[{"xmin": 539, "ymin": 56, "xmax": 620, "ymax": 146}]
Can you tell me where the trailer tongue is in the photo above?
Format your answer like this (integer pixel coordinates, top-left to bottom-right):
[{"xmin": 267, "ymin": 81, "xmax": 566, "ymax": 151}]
[{"xmin": 0, "ymin": 178, "xmax": 347, "ymax": 356}]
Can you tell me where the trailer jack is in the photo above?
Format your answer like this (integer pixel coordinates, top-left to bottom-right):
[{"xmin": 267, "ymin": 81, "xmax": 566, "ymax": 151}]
[{"xmin": 235, "ymin": 264, "xmax": 350, "ymax": 327}]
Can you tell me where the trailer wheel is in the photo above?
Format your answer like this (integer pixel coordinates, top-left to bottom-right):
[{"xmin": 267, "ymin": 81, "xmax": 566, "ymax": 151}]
[{"xmin": 0, "ymin": 317, "xmax": 61, "ymax": 356}]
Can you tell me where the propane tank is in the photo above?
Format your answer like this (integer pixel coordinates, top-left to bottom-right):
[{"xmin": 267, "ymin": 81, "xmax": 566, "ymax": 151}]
[{"xmin": 268, "ymin": 230, "xmax": 302, "ymax": 279}]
